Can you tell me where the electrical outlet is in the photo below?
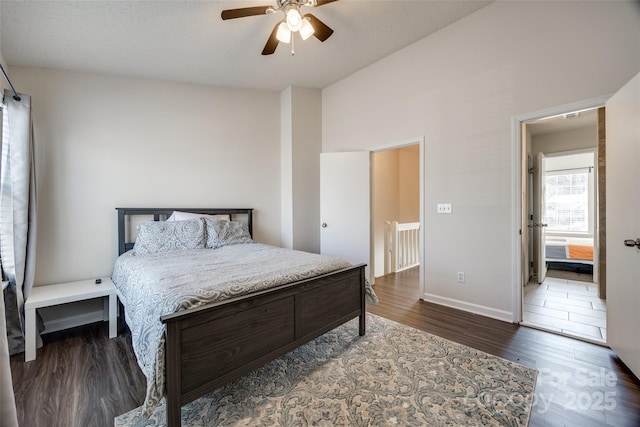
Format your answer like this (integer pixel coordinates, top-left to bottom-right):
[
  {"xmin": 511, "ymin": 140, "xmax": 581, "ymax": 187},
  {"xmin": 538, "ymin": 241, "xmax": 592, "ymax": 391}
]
[
  {"xmin": 437, "ymin": 203, "xmax": 452, "ymax": 214},
  {"xmin": 457, "ymin": 272, "xmax": 465, "ymax": 283}
]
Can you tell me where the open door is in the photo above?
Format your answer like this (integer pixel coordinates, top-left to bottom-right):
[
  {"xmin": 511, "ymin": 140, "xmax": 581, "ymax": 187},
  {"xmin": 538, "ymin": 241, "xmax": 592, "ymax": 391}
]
[
  {"xmin": 535, "ymin": 152, "xmax": 548, "ymax": 284},
  {"xmin": 606, "ymin": 72, "xmax": 640, "ymax": 378},
  {"xmin": 320, "ymin": 152, "xmax": 371, "ymax": 281}
]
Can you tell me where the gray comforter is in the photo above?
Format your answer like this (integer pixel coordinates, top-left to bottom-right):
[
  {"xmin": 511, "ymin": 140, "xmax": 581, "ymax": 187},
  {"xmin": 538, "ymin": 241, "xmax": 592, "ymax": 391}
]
[{"xmin": 111, "ymin": 243, "xmax": 370, "ymax": 414}]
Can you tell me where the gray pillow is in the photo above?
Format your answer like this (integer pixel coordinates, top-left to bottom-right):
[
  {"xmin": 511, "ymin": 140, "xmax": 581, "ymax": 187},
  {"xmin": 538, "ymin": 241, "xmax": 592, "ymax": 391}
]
[
  {"xmin": 133, "ymin": 218, "xmax": 206, "ymax": 255},
  {"xmin": 205, "ymin": 218, "xmax": 253, "ymax": 249}
]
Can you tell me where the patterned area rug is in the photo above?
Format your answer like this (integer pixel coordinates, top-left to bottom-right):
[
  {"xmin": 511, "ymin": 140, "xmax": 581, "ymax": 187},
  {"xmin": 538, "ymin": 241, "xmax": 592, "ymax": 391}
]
[{"xmin": 115, "ymin": 314, "xmax": 536, "ymax": 426}]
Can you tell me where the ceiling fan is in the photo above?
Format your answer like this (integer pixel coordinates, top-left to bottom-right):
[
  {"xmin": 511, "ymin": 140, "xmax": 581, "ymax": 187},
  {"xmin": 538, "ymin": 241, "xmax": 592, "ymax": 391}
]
[{"xmin": 221, "ymin": 0, "xmax": 337, "ymax": 55}]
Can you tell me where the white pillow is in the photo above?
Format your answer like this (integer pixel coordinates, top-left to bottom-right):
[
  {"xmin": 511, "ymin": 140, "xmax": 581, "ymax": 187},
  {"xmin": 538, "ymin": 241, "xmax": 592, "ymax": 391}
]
[{"xmin": 166, "ymin": 211, "xmax": 231, "ymax": 222}]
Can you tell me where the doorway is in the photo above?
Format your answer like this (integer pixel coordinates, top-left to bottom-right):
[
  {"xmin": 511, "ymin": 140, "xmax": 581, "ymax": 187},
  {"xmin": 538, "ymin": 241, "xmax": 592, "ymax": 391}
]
[
  {"xmin": 320, "ymin": 137, "xmax": 425, "ymax": 296},
  {"xmin": 370, "ymin": 138, "xmax": 424, "ymax": 293},
  {"xmin": 519, "ymin": 105, "xmax": 607, "ymax": 344},
  {"xmin": 371, "ymin": 144, "xmax": 421, "ymax": 281}
]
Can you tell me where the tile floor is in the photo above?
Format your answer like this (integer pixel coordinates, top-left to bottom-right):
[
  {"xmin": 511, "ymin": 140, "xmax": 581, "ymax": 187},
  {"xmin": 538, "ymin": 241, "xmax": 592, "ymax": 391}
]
[{"xmin": 523, "ymin": 274, "xmax": 606, "ymax": 344}]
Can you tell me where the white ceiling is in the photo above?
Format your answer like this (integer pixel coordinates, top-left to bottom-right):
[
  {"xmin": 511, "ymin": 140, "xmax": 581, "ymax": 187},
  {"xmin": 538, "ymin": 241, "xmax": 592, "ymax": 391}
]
[
  {"xmin": 1, "ymin": 0, "xmax": 491, "ymax": 91},
  {"xmin": 528, "ymin": 108, "xmax": 598, "ymax": 136}
]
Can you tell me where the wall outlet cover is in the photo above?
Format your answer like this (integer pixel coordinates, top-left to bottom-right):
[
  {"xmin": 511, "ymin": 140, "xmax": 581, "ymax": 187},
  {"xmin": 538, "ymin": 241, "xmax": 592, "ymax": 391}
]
[{"xmin": 437, "ymin": 203, "xmax": 452, "ymax": 214}]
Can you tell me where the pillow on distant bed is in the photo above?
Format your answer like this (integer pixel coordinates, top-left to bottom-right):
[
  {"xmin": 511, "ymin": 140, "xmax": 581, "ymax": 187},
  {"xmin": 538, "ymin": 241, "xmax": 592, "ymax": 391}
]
[
  {"xmin": 133, "ymin": 218, "xmax": 206, "ymax": 255},
  {"xmin": 166, "ymin": 211, "xmax": 231, "ymax": 222},
  {"xmin": 204, "ymin": 218, "xmax": 253, "ymax": 249}
]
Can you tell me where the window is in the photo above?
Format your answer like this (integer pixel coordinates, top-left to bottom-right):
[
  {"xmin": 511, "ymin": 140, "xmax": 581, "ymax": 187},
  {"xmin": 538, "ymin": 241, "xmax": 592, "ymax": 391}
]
[{"xmin": 544, "ymin": 170, "xmax": 592, "ymax": 233}]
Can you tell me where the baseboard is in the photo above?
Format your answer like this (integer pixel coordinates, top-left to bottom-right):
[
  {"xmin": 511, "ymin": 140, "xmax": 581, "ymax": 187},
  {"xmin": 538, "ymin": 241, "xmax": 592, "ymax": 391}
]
[{"xmin": 422, "ymin": 293, "xmax": 513, "ymax": 323}]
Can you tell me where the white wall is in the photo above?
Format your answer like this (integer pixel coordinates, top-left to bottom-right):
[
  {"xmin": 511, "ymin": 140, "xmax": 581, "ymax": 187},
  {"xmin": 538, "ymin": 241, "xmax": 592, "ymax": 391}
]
[
  {"xmin": 10, "ymin": 67, "xmax": 281, "ymax": 286},
  {"xmin": 0, "ymin": 2, "xmax": 8, "ymax": 91},
  {"xmin": 372, "ymin": 150, "xmax": 399, "ymax": 278},
  {"xmin": 280, "ymin": 87, "xmax": 322, "ymax": 254},
  {"xmin": 532, "ymin": 126, "xmax": 597, "ymax": 157},
  {"xmin": 323, "ymin": 1, "xmax": 640, "ymax": 320},
  {"xmin": 398, "ymin": 147, "xmax": 420, "ymax": 223},
  {"xmin": 0, "ymin": 0, "xmax": 5, "ymax": 76}
]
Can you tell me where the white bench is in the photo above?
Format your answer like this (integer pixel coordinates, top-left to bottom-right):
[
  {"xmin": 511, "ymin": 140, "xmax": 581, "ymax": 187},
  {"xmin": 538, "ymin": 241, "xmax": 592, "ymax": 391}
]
[{"xmin": 24, "ymin": 278, "xmax": 117, "ymax": 362}]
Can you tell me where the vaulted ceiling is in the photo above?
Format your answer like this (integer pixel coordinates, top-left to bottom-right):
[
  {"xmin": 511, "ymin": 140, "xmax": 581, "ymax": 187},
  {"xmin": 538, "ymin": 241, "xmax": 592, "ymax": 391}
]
[{"xmin": 1, "ymin": 1, "xmax": 491, "ymax": 91}]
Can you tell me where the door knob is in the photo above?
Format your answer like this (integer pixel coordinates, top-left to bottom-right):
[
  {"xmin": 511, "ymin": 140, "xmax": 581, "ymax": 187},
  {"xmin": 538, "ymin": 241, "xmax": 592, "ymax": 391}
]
[
  {"xmin": 623, "ymin": 238, "xmax": 640, "ymax": 248},
  {"xmin": 321, "ymin": 223, "xmax": 327, "ymax": 228}
]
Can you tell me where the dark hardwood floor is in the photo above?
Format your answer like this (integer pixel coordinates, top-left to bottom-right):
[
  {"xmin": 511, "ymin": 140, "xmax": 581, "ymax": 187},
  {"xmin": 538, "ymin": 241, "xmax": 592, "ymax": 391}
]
[
  {"xmin": 369, "ymin": 268, "xmax": 640, "ymax": 427},
  {"xmin": 10, "ymin": 268, "xmax": 640, "ymax": 426},
  {"xmin": 9, "ymin": 318, "xmax": 146, "ymax": 427}
]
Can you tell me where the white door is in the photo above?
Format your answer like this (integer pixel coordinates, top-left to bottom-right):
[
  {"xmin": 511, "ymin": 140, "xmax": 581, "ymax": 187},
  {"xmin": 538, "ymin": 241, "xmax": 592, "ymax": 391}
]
[
  {"xmin": 592, "ymin": 148, "xmax": 600, "ymax": 285},
  {"xmin": 536, "ymin": 152, "xmax": 548, "ymax": 284},
  {"xmin": 606, "ymin": 72, "xmax": 640, "ymax": 378},
  {"xmin": 320, "ymin": 152, "xmax": 370, "ymax": 281}
]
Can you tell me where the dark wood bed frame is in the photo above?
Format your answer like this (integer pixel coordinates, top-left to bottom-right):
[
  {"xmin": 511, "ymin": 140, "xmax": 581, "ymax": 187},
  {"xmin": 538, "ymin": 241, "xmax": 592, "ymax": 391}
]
[{"xmin": 116, "ymin": 207, "xmax": 367, "ymax": 427}]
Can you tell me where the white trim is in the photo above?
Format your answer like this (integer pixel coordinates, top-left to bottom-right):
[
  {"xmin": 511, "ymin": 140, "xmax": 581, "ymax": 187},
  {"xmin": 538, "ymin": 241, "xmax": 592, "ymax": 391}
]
[
  {"xmin": 370, "ymin": 136, "xmax": 425, "ymax": 297},
  {"xmin": 515, "ymin": 95, "xmax": 610, "ymax": 124},
  {"xmin": 511, "ymin": 95, "xmax": 610, "ymax": 323},
  {"xmin": 510, "ymin": 115, "xmax": 523, "ymax": 323},
  {"xmin": 370, "ymin": 136, "xmax": 425, "ymax": 152},
  {"xmin": 422, "ymin": 293, "xmax": 513, "ymax": 323}
]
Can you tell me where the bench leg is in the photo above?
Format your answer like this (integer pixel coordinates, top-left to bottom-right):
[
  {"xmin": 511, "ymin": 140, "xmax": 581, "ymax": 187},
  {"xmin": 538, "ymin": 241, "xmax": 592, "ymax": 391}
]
[
  {"xmin": 25, "ymin": 307, "xmax": 36, "ymax": 362},
  {"xmin": 108, "ymin": 294, "xmax": 117, "ymax": 338}
]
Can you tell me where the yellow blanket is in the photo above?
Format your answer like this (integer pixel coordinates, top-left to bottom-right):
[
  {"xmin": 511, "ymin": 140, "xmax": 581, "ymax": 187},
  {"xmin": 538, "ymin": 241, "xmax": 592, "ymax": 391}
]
[{"xmin": 568, "ymin": 244, "xmax": 593, "ymax": 260}]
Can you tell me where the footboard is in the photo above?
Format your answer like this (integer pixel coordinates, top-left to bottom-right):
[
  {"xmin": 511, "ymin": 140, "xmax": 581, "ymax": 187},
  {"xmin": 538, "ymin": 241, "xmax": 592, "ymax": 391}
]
[{"xmin": 161, "ymin": 264, "xmax": 366, "ymax": 427}]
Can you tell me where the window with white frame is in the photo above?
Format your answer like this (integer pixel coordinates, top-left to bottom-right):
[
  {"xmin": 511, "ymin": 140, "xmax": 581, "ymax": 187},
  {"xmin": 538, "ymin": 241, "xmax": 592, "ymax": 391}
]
[{"xmin": 544, "ymin": 168, "xmax": 593, "ymax": 234}]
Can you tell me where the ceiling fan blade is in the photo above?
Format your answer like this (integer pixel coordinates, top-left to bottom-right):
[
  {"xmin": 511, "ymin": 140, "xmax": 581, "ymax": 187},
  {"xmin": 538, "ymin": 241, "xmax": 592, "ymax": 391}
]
[
  {"xmin": 304, "ymin": 13, "xmax": 334, "ymax": 42},
  {"xmin": 221, "ymin": 6, "xmax": 271, "ymax": 20},
  {"xmin": 314, "ymin": 0, "xmax": 338, "ymax": 6},
  {"xmin": 262, "ymin": 23, "xmax": 280, "ymax": 55}
]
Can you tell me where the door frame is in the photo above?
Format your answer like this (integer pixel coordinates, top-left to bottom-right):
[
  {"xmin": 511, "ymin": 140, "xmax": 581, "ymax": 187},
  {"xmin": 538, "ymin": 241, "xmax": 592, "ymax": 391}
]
[
  {"xmin": 510, "ymin": 95, "xmax": 610, "ymax": 323},
  {"xmin": 370, "ymin": 136, "xmax": 425, "ymax": 296}
]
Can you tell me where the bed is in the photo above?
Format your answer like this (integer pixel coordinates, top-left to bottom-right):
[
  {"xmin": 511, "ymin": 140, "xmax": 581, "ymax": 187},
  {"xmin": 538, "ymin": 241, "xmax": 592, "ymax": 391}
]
[
  {"xmin": 545, "ymin": 235, "xmax": 594, "ymax": 272},
  {"xmin": 112, "ymin": 208, "xmax": 370, "ymax": 427}
]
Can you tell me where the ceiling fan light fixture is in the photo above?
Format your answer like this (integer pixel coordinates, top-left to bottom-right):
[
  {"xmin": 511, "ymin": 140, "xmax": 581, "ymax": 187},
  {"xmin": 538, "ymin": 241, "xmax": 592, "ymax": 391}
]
[
  {"xmin": 286, "ymin": 7, "xmax": 303, "ymax": 32},
  {"xmin": 299, "ymin": 17, "xmax": 315, "ymax": 40},
  {"xmin": 276, "ymin": 21, "xmax": 292, "ymax": 43},
  {"xmin": 221, "ymin": 0, "xmax": 337, "ymax": 55}
]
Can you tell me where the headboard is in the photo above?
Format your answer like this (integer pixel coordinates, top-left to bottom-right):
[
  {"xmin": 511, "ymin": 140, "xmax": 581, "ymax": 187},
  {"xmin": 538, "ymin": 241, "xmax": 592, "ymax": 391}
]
[{"xmin": 116, "ymin": 208, "xmax": 254, "ymax": 256}]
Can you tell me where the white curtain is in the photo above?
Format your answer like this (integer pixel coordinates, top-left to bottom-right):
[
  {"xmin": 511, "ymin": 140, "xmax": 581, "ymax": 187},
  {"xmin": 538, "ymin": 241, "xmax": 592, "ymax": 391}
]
[
  {"xmin": 1, "ymin": 281, "xmax": 18, "ymax": 427},
  {"xmin": 1, "ymin": 89, "xmax": 39, "ymax": 357}
]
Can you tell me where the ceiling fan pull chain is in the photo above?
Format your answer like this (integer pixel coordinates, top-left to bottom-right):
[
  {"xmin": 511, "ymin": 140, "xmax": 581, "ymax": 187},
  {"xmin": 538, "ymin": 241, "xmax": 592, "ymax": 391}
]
[{"xmin": 291, "ymin": 34, "xmax": 295, "ymax": 56}]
